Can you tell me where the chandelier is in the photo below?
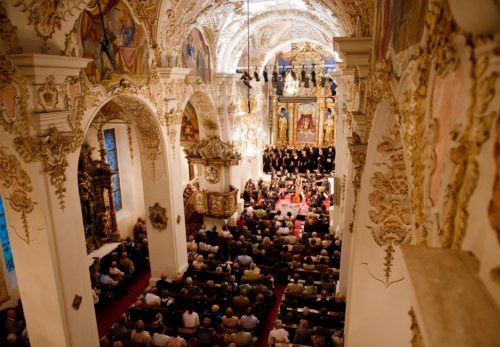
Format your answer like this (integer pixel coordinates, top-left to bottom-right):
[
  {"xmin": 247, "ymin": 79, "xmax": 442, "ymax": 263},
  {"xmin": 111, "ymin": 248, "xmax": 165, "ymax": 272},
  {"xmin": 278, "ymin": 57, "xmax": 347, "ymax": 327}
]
[
  {"xmin": 231, "ymin": 0, "xmax": 265, "ymax": 158},
  {"xmin": 233, "ymin": 95, "xmax": 264, "ymax": 157}
]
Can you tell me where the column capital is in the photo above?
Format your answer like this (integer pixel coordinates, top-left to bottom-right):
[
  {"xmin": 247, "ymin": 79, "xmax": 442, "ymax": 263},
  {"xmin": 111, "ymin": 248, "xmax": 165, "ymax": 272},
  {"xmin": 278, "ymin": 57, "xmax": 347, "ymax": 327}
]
[
  {"xmin": 7, "ymin": 54, "xmax": 90, "ymax": 84},
  {"xmin": 332, "ymin": 37, "xmax": 371, "ymax": 78},
  {"xmin": 158, "ymin": 67, "xmax": 192, "ymax": 81}
]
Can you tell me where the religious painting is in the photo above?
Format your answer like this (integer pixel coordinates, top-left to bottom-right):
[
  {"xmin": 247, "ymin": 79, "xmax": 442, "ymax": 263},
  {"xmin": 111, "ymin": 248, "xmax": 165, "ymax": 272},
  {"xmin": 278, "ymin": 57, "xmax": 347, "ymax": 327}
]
[
  {"xmin": 182, "ymin": 28, "xmax": 211, "ymax": 83},
  {"xmin": 295, "ymin": 104, "xmax": 317, "ymax": 144},
  {"xmin": 180, "ymin": 102, "xmax": 200, "ymax": 144},
  {"xmin": 80, "ymin": 0, "xmax": 150, "ymax": 84},
  {"xmin": 277, "ymin": 106, "xmax": 290, "ymax": 143},
  {"xmin": 375, "ymin": 0, "xmax": 428, "ymax": 60}
]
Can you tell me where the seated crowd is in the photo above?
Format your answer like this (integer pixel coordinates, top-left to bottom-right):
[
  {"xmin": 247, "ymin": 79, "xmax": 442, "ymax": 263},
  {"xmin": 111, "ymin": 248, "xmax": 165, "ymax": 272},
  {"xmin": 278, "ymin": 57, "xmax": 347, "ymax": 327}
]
[
  {"xmin": 90, "ymin": 218, "xmax": 151, "ymax": 305},
  {"xmin": 102, "ymin": 172, "xmax": 344, "ymax": 347}
]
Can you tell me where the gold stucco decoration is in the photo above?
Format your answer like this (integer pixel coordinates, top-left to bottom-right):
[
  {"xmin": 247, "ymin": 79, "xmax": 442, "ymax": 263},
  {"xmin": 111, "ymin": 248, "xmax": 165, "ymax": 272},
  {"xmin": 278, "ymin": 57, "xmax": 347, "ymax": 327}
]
[
  {"xmin": 0, "ymin": 146, "xmax": 35, "ymax": 245},
  {"xmin": 37, "ymin": 75, "xmax": 58, "ymax": 111},
  {"xmin": 0, "ymin": 4, "xmax": 22, "ymax": 54},
  {"xmin": 408, "ymin": 308, "xmax": 425, "ymax": 347},
  {"xmin": 15, "ymin": 0, "xmax": 87, "ymax": 42},
  {"xmin": 368, "ymin": 124, "xmax": 412, "ymax": 287},
  {"xmin": 148, "ymin": 202, "xmax": 168, "ymax": 230},
  {"xmin": 14, "ymin": 127, "xmax": 73, "ymax": 210},
  {"xmin": 204, "ymin": 165, "xmax": 220, "ymax": 184}
]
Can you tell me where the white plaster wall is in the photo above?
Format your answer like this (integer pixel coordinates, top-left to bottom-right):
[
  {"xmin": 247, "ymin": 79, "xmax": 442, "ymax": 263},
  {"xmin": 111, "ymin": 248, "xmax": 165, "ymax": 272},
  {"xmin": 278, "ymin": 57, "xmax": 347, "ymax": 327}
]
[
  {"xmin": 84, "ymin": 123, "xmax": 146, "ymax": 239},
  {"xmin": 180, "ymin": 146, "xmax": 191, "ymax": 185}
]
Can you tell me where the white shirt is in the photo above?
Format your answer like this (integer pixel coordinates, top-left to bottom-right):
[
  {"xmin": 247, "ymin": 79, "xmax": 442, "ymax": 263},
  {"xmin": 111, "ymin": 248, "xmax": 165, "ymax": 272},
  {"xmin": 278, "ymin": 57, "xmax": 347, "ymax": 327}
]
[
  {"xmin": 277, "ymin": 227, "xmax": 290, "ymax": 235},
  {"xmin": 182, "ymin": 311, "xmax": 200, "ymax": 328},
  {"xmin": 145, "ymin": 292, "xmax": 161, "ymax": 306},
  {"xmin": 268, "ymin": 328, "xmax": 289, "ymax": 345},
  {"xmin": 100, "ymin": 274, "xmax": 118, "ymax": 286},
  {"xmin": 152, "ymin": 333, "xmax": 172, "ymax": 346}
]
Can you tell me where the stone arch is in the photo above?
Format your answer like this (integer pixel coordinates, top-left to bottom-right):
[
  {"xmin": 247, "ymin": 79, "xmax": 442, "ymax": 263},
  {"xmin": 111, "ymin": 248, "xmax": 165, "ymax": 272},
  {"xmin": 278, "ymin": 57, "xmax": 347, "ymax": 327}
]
[
  {"xmin": 181, "ymin": 89, "xmax": 220, "ymax": 139},
  {"xmin": 77, "ymin": 94, "xmax": 168, "ymax": 247},
  {"xmin": 345, "ymin": 99, "xmax": 413, "ymax": 347},
  {"xmin": 75, "ymin": 90, "xmax": 188, "ymax": 284}
]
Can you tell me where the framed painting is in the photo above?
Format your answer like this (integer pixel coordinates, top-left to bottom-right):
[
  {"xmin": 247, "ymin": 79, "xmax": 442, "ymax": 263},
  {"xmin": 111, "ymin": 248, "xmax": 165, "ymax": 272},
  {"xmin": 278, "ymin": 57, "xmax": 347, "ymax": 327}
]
[{"xmin": 294, "ymin": 104, "xmax": 318, "ymax": 145}]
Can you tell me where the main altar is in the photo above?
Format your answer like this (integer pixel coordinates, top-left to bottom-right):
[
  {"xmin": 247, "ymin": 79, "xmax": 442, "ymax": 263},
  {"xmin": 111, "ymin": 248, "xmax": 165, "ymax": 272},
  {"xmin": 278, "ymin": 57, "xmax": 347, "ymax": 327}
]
[{"xmin": 269, "ymin": 43, "xmax": 337, "ymax": 147}]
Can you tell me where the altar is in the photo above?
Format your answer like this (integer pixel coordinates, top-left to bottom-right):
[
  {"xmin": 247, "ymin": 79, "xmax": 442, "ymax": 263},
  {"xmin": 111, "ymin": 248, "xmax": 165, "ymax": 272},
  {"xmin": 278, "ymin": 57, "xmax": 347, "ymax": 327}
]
[{"xmin": 270, "ymin": 42, "xmax": 337, "ymax": 148}]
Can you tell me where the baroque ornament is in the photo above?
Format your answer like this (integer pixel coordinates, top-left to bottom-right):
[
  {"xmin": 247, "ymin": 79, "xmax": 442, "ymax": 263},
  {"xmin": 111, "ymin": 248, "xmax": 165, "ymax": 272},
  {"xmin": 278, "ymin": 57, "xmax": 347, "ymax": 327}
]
[
  {"xmin": 0, "ymin": 146, "xmax": 36, "ymax": 245},
  {"xmin": 15, "ymin": 0, "xmax": 87, "ymax": 40},
  {"xmin": 0, "ymin": 4, "xmax": 22, "ymax": 54},
  {"xmin": 367, "ymin": 124, "xmax": 412, "ymax": 287},
  {"xmin": 204, "ymin": 165, "xmax": 220, "ymax": 184},
  {"xmin": 14, "ymin": 127, "xmax": 74, "ymax": 210},
  {"xmin": 148, "ymin": 202, "xmax": 168, "ymax": 230}
]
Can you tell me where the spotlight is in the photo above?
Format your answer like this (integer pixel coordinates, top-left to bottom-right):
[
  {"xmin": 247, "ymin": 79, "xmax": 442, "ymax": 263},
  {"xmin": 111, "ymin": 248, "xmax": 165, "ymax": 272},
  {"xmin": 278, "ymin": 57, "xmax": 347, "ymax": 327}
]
[
  {"xmin": 320, "ymin": 76, "xmax": 327, "ymax": 87},
  {"xmin": 301, "ymin": 65, "xmax": 306, "ymax": 82},
  {"xmin": 243, "ymin": 79, "xmax": 252, "ymax": 89},
  {"xmin": 281, "ymin": 66, "xmax": 286, "ymax": 80},
  {"xmin": 311, "ymin": 65, "xmax": 317, "ymax": 87},
  {"xmin": 263, "ymin": 67, "xmax": 269, "ymax": 82},
  {"xmin": 243, "ymin": 71, "xmax": 252, "ymax": 80},
  {"xmin": 272, "ymin": 68, "xmax": 278, "ymax": 83},
  {"xmin": 291, "ymin": 69, "xmax": 297, "ymax": 81},
  {"xmin": 254, "ymin": 67, "xmax": 260, "ymax": 82}
]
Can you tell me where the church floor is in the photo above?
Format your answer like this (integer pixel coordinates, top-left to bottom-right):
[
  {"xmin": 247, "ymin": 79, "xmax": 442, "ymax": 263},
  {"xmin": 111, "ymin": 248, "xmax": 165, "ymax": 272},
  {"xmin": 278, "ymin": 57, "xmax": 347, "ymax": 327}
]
[{"xmin": 95, "ymin": 271, "xmax": 151, "ymax": 337}]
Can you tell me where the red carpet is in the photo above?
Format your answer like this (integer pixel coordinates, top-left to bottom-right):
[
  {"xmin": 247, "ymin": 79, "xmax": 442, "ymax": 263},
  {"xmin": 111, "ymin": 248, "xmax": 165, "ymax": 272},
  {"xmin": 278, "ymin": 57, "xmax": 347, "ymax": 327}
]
[
  {"xmin": 95, "ymin": 272, "xmax": 151, "ymax": 337},
  {"xmin": 257, "ymin": 284, "xmax": 285, "ymax": 347}
]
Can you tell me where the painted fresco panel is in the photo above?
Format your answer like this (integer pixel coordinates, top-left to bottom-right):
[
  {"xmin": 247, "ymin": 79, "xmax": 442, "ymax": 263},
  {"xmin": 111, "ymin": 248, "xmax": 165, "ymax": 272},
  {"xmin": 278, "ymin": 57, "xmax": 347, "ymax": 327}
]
[
  {"xmin": 375, "ymin": 0, "xmax": 428, "ymax": 60},
  {"xmin": 430, "ymin": 63, "xmax": 466, "ymax": 205},
  {"xmin": 181, "ymin": 102, "xmax": 200, "ymax": 144},
  {"xmin": 182, "ymin": 29, "xmax": 211, "ymax": 83},
  {"xmin": 80, "ymin": 0, "xmax": 150, "ymax": 84}
]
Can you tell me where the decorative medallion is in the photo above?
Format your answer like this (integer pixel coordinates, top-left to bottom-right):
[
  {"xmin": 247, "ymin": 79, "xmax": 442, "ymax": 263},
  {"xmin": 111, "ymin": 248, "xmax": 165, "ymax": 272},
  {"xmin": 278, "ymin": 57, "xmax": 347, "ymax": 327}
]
[
  {"xmin": 205, "ymin": 165, "xmax": 220, "ymax": 184},
  {"xmin": 37, "ymin": 75, "xmax": 58, "ymax": 111},
  {"xmin": 148, "ymin": 202, "xmax": 168, "ymax": 230}
]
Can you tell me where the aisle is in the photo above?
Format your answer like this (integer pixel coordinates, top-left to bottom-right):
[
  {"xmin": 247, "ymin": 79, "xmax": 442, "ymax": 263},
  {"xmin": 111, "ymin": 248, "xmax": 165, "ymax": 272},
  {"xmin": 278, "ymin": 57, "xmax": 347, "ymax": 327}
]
[
  {"xmin": 95, "ymin": 271, "xmax": 151, "ymax": 337},
  {"xmin": 257, "ymin": 284, "xmax": 285, "ymax": 347}
]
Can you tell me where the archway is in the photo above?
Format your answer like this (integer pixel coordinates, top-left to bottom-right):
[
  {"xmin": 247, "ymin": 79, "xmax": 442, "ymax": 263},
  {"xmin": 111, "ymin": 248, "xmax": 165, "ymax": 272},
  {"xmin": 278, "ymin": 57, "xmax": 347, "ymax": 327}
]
[
  {"xmin": 344, "ymin": 100, "xmax": 414, "ymax": 346},
  {"xmin": 77, "ymin": 94, "xmax": 187, "ymax": 334}
]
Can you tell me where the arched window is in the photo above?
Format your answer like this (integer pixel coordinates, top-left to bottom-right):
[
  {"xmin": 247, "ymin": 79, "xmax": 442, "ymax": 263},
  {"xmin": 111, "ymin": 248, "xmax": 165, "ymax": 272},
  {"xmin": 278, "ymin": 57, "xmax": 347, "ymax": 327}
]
[
  {"xmin": 104, "ymin": 128, "xmax": 123, "ymax": 211},
  {"xmin": 0, "ymin": 197, "xmax": 14, "ymax": 272}
]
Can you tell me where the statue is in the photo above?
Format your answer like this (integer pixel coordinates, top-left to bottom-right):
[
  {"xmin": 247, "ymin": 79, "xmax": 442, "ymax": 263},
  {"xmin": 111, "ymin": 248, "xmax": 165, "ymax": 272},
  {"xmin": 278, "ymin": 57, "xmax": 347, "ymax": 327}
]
[
  {"xmin": 324, "ymin": 108, "xmax": 335, "ymax": 143},
  {"xmin": 278, "ymin": 107, "xmax": 288, "ymax": 142}
]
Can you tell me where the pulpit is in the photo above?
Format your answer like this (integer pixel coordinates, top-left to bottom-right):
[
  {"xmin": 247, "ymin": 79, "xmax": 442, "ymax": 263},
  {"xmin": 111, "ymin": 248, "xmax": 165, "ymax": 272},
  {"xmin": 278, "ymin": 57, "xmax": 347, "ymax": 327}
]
[{"xmin": 184, "ymin": 136, "xmax": 241, "ymax": 224}]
